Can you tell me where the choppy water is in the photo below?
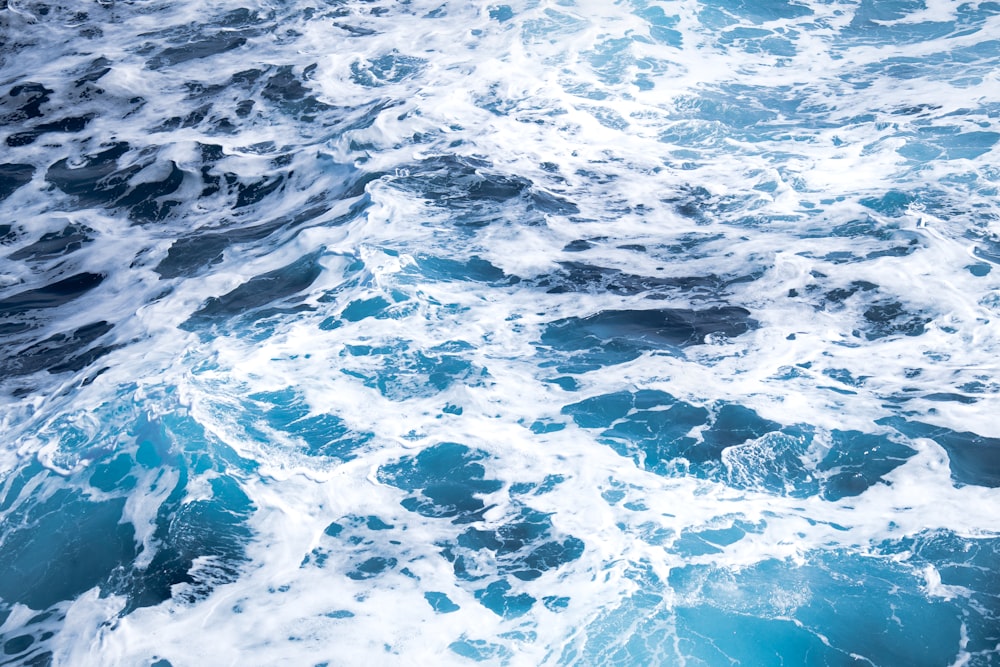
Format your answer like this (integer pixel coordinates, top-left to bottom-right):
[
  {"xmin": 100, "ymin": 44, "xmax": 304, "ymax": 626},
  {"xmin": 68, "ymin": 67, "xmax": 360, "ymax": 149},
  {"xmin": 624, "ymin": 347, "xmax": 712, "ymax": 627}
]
[{"xmin": 1, "ymin": 0, "xmax": 1000, "ymax": 664}]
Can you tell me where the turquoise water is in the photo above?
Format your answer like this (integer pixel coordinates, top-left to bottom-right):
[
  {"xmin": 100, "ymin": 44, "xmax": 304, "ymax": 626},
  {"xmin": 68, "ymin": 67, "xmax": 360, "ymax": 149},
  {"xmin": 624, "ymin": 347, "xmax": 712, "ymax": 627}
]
[{"xmin": 1, "ymin": 0, "xmax": 1000, "ymax": 664}]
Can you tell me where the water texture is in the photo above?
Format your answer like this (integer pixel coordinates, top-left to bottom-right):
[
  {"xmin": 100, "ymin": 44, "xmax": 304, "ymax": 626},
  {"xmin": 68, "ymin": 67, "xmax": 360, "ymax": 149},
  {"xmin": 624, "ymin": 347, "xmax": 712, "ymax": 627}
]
[{"xmin": 1, "ymin": 0, "xmax": 999, "ymax": 665}]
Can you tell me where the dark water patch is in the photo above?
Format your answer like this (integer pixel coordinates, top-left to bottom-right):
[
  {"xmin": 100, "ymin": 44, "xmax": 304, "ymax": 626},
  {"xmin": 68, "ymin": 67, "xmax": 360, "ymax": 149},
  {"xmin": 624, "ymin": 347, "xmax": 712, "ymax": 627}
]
[
  {"xmin": 0, "ymin": 613, "xmax": 58, "ymax": 667},
  {"xmin": 0, "ymin": 163, "xmax": 34, "ymax": 201},
  {"xmin": 89, "ymin": 453, "xmax": 137, "ymax": 494},
  {"xmin": 451, "ymin": 507, "xmax": 584, "ymax": 583},
  {"xmin": 8, "ymin": 223, "xmax": 93, "ymax": 261},
  {"xmin": 334, "ymin": 22, "xmax": 378, "ymax": 36},
  {"xmin": 123, "ymin": 475, "xmax": 254, "ymax": 609},
  {"xmin": 219, "ymin": 65, "xmax": 331, "ymax": 120},
  {"xmin": 304, "ymin": 514, "xmax": 407, "ymax": 579},
  {"xmin": 564, "ymin": 392, "xmax": 916, "ymax": 495},
  {"xmin": 474, "ymin": 580, "xmax": 535, "ymax": 619},
  {"xmin": 822, "ymin": 280, "xmax": 878, "ymax": 306},
  {"xmin": 341, "ymin": 296, "xmax": 392, "ymax": 321},
  {"xmin": 860, "ymin": 190, "xmax": 914, "ymax": 217},
  {"xmin": 958, "ymin": 379, "xmax": 1000, "ymax": 394},
  {"xmin": 350, "ymin": 52, "xmax": 425, "ymax": 87},
  {"xmin": 636, "ymin": 5, "xmax": 682, "ymax": 46},
  {"xmin": 182, "ymin": 253, "xmax": 322, "ymax": 328},
  {"xmin": 845, "ymin": 3, "xmax": 956, "ymax": 46},
  {"xmin": 45, "ymin": 141, "xmax": 187, "ymax": 222},
  {"xmin": 540, "ymin": 307, "xmax": 754, "ymax": 372},
  {"xmin": 406, "ymin": 255, "xmax": 517, "ymax": 285},
  {"xmin": 449, "ymin": 638, "xmax": 512, "ymax": 662},
  {"xmin": 576, "ymin": 554, "xmax": 969, "ymax": 666},
  {"xmin": 73, "ymin": 57, "xmax": 112, "ymax": 87},
  {"xmin": 365, "ymin": 515, "xmax": 394, "ymax": 531},
  {"xmin": 235, "ymin": 100, "xmax": 254, "ymax": 118},
  {"xmin": 828, "ymin": 218, "xmax": 888, "ymax": 239},
  {"xmin": 215, "ymin": 6, "xmax": 263, "ymax": 27},
  {"xmin": 341, "ymin": 341, "xmax": 487, "ymax": 401},
  {"xmin": 563, "ymin": 390, "xmax": 709, "ymax": 474},
  {"xmin": 489, "ymin": 5, "xmax": 514, "ymax": 22},
  {"xmin": 366, "ymin": 457, "xmax": 578, "ymax": 615},
  {"xmin": 0, "ymin": 82, "xmax": 52, "ymax": 123},
  {"xmin": 189, "ymin": 150, "xmax": 366, "ymax": 224},
  {"xmin": 235, "ymin": 174, "xmax": 285, "ymax": 209},
  {"xmin": 529, "ymin": 419, "xmax": 564, "ymax": 434},
  {"xmin": 155, "ymin": 205, "xmax": 330, "ymax": 279},
  {"xmin": 530, "ymin": 188, "xmax": 579, "ymax": 215},
  {"xmin": 138, "ymin": 7, "xmax": 261, "ymax": 39},
  {"xmin": 675, "ymin": 519, "xmax": 762, "ymax": 557},
  {"xmin": 509, "ymin": 474, "xmax": 565, "ymax": 497},
  {"xmin": 378, "ymin": 443, "xmax": 502, "ymax": 524},
  {"xmin": 404, "ymin": 154, "xmax": 526, "ymax": 201},
  {"xmin": 530, "ymin": 261, "xmax": 734, "ymax": 297},
  {"xmin": 0, "ymin": 486, "xmax": 135, "ymax": 609},
  {"xmin": 718, "ymin": 27, "xmax": 796, "ymax": 57},
  {"xmin": 0, "ymin": 272, "xmax": 103, "ymax": 316},
  {"xmin": 46, "ymin": 142, "xmax": 133, "ymax": 205},
  {"xmin": 923, "ymin": 392, "xmax": 978, "ymax": 404},
  {"xmin": 821, "ymin": 368, "xmax": 868, "ymax": 387},
  {"xmin": 677, "ymin": 557, "xmax": 959, "ymax": 666},
  {"xmin": 115, "ymin": 414, "xmax": 256, "ymax": 612},
  {"xmin": 859, "ymin": 301, "xmax": 929, "ymax": 339},
  {"xmin": 115, "ymin": 162, "xmax": 185, "ymax": 222},
  {"xmin": 154, "ymin": 105, "xmax": 211, "ymax": 132},
  {"xmin": 864, "ymin": 238, "xmax": 919, "ymax": 259},
  {"xmin": 804, "ymin": 249, "xmax": 865, "ymax": 265},
  {"xmin": 665, "ymin": 186, "xmax": 760, "ymax": 226},
  {"xmin": 1, "ymin": 321, "xmax": 114, "ymax": 377},
  {"xmin": 259, "ymin": 65, "xmax": 332, "ymax": 118},
  {"xmin": 425, "ymin": 591, "xmax": 460, "ymax": 613},
  {"xmin": 698, "ymin": 404, "xmax": 778, "ymax": 462},
  {"xmin": 851, "ymin": 0, "xmax": 935, "ymax": 25},
  {"xmin": 2, "ymin": 633, "xmax": 35, "ymax": 658},
  {"xmin": 810, "ymin": 281, "xmax": 931, "ymax": 341},
  {"xmin": 390, "ymin": 154, "xmax": 578, "ymax": 224},
  {"xmin": 146, "ymin": 33, "xmax": 249, "ymax": 70},
  {"xmin": 892, "ymin": 103, "xmax": 941, "ymax": 116},
  {"xmin": 563, "ymin": 239, "xmax": 595, "ymax": 252},
  {"xmin": 261, "ymin": 66, "xmax": 309, "ymax": 103},
  {"xmin": 699, "ymin": 0, "xmax": 812, "ymax": 24},
  {"xmin": 6, "ymin": 114, "xmax": 94, "ymax": 147},
  {"xmin": 878, "ymin": 417, "xmax": 1000, "ymax": 487},
  {"xmin": 243, "ymin": 387, "xmax": 370, "ymax": 460},
  {"xmin": 967, "ymin": 262, "xmax": 991, "ymax": 276},
  {"xmin": 432, "ymin": 496, "xmax": 584, "ymax": 617},
  {"xmin": 818, "ymin": 430, "xmax": 915, "ymax": 500},
  {"xmin": 905, "ymin": 130, "xmax": 1000, "ymax": 161},
  {"xmin": 884, "ymin": 532, "xmax": 1000, "ymax": 649},
  {"xmin": 347, "ymin": 556, "xmax": 397, "ymax": 580},
  {"xmin": 562, "ymin": 389, "xmax": 639, "ymax": 429}
]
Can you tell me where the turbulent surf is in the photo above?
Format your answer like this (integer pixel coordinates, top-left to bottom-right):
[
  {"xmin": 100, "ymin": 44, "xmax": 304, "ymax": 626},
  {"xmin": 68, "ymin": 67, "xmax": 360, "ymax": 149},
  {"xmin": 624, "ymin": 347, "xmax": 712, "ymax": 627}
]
[{"xmin": 1, "ymin": 0, "xmax": 999, "ymax": 664}]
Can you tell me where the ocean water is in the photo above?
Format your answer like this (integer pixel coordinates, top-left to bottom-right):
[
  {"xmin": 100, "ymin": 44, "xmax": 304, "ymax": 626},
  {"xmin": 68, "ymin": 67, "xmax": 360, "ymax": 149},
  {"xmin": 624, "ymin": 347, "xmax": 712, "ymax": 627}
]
[{"xmin": 1, "ymin": 0, "xmax": 999, "ymax": 664}]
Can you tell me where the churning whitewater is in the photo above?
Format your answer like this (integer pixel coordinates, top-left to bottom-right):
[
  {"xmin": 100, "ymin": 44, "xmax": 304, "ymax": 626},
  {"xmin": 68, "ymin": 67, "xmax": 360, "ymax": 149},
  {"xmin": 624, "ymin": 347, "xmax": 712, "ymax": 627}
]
[{"xmin": 1, "ymin": 0, "xmax": 1000, "ymax": 664}]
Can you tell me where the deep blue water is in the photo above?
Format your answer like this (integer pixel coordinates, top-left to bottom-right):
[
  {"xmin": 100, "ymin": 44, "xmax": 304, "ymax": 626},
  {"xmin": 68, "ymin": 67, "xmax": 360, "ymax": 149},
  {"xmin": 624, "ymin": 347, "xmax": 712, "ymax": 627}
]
[{"xmin": 2, "ymin": 0, "xmax": 1000, "ymax": 664}]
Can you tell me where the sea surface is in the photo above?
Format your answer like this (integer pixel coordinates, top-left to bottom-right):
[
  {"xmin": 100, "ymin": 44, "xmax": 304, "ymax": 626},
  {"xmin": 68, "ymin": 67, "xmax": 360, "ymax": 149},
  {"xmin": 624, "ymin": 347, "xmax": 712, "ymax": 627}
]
[{"xmin": 1, "ymin": 0, "xmax": 1000, "ymax": 665}]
